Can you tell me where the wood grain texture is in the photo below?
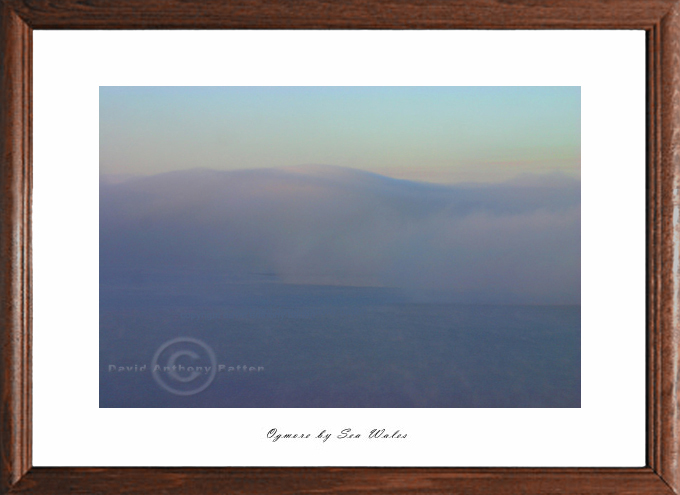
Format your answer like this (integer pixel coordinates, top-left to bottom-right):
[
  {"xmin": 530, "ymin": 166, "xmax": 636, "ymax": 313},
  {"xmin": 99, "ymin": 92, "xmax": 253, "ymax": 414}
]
[
  {"xmin": 658, "ymin": 1, "xmax": 680, "ymax": 490},
  {"xmin": 0, "ymin": 0, "xmax": 676, "ymax": 29},
  {"xmin": 0, "ymin": 2, "xmax": 30, "ymax": 493},
  {"xmin": 5, "ymin": 468, "xmax": 676, "ymax": 495},
  {"xmin": 1, "ymin": 0, "xmax": 679, "ymax": 494}
]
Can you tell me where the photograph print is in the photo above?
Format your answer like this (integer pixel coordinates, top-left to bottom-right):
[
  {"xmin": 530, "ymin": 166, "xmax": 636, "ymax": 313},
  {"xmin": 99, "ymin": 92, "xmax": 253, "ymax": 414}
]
[{"xmin": 99, "ymin": 86, "xmax": 580, "ymax": 408}]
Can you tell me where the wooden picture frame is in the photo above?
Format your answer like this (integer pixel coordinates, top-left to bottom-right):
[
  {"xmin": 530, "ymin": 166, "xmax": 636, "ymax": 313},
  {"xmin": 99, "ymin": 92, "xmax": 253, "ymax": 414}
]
[{"xmin": 0, "ymin": 1, "xmax": 676, "ymax": 493}]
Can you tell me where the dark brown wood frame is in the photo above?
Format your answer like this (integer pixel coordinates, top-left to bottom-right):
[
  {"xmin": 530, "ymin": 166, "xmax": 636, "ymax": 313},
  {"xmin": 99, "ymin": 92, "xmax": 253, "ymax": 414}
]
[{"xmin": 0, "ymin": 1, "xmax": 676, "ymax": 493}]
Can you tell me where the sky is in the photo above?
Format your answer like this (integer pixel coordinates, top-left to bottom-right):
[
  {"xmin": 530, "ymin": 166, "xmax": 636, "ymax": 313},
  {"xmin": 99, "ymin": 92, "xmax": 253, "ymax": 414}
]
[{"xmin": 100, "ymin": 86, "xmax": 580, "ymax": 184}]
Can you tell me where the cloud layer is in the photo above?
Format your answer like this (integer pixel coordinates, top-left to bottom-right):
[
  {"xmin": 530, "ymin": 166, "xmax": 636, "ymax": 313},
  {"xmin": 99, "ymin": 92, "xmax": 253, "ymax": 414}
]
[{"xmin": 100, "ymin": 165, "xmax": 580, "ymax": 305}]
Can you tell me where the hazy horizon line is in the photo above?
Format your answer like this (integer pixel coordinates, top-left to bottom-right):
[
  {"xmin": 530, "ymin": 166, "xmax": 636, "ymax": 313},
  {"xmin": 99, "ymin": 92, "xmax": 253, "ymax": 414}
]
[{"xmin": 99, "ymin": 163, "xmax": 581, "ymax": 187}]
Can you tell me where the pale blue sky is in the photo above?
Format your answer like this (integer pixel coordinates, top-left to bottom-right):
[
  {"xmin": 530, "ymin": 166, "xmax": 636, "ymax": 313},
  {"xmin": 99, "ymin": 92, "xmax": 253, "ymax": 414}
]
[{"xmin": 100, "ymin": 86, "xmax": 580, "ymax": 184}]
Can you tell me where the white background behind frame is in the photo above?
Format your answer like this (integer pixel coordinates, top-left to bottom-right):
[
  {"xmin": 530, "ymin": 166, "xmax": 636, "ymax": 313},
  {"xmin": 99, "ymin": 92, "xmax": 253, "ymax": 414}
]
[{"xmin": 32, "ymin": 30, "xmax": 645, "ymax": 467}]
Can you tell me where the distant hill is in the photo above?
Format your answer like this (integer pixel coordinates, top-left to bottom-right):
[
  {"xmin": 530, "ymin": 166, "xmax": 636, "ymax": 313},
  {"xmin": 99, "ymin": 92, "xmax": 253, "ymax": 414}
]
[{"xmin": 100, "ymin": 165, "xmax": 580, "ymax": 305}]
